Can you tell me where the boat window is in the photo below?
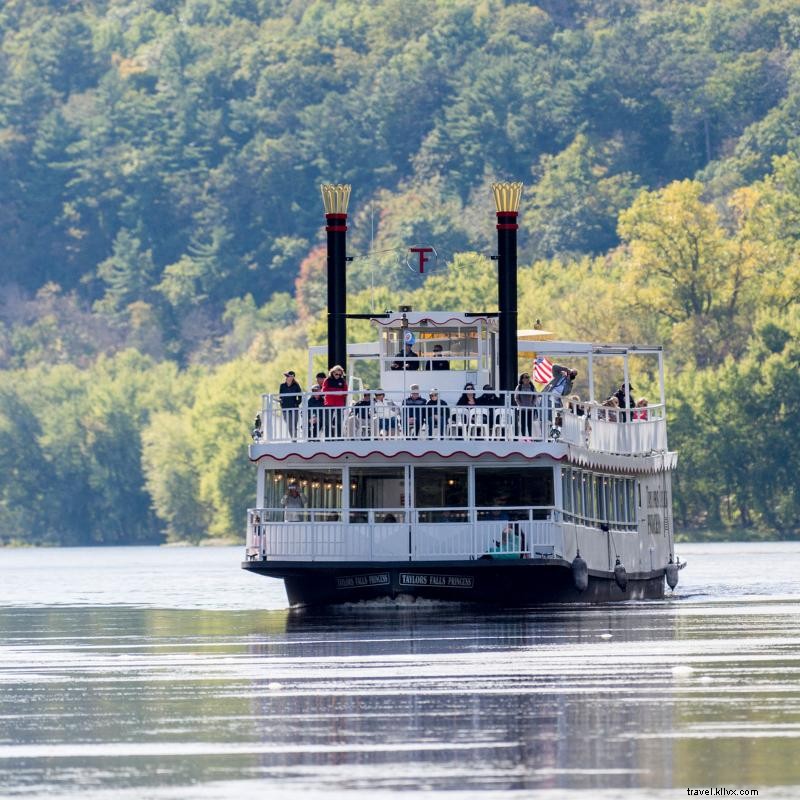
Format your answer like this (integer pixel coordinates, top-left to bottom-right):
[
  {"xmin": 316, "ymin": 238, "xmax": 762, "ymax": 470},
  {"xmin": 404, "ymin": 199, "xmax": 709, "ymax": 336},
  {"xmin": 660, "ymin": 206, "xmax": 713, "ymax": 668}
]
[
  {"xmin": 382, "ymin": 327, "xmax": 483, "ymax": 371},
  {"xmin": 475, "ymin": 467, "xmax": 553, "ymax": 521},
  {"xmin": 414, "ymin": 467, "xmax": 468, "ymax": 523},
  {"xmin": 349, "ymin": 467, "xmax": 405, "ymax": 523},
  {"xmin": 263, "ymin": 469, "xmax": 343, "ymax": 521},
  {"xmin": 559, "ymin": 468, "xmax": 636, "ymax": 531}
]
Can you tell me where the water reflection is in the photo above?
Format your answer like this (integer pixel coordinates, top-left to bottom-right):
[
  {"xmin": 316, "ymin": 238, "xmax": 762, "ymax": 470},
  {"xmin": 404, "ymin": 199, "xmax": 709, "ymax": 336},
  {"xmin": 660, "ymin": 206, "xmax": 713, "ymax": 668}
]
[{"xmin": 0, "ymin": 544, "xmax": 799, "ymax": 798}]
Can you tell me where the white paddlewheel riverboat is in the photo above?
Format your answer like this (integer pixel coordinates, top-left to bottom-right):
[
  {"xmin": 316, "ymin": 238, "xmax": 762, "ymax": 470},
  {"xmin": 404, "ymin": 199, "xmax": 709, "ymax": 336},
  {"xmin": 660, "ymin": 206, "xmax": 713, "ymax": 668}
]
[{"xmin": 242, "ymin": 183, "xmax": 683, "ymax": 606}]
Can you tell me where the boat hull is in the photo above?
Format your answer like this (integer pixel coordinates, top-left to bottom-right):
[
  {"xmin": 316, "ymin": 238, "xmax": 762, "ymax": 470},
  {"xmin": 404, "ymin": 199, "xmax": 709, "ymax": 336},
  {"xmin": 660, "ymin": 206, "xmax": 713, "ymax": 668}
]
[{"xmin": 242, "ymin": 559, "xmax": 666, "ymax": 607}]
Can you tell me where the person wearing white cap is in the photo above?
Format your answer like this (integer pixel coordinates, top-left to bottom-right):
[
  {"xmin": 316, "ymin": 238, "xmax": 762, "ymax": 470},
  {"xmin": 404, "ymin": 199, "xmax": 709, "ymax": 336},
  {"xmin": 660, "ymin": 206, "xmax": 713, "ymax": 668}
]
[
  {"xmin": 279, "ymin": 370, "xmax": 302, "ymax": 439},
  {"xmin": 372, "ymin": 389, "xmax": 399, "ymax": 436},
  {"xmin": 426, "ymin": 388, "xmax": 449, "ymax": 437},
  {"xmin": 403, "ymin": 383, "xmax": 426, "ymax": 438},
  {"xmin": 281, "ymin": 481, "xmax": 307, "ymax": 522}
]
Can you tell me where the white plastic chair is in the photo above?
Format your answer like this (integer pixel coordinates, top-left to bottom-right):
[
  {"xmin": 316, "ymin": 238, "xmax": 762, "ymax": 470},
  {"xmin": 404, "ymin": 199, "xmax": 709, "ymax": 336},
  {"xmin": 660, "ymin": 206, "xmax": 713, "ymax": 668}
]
[
  {"xmin": 446, "ymin": 407, "xmax": 470, "ymax": 439},
  {"xmin": 467, "ymin": 407, "xmax": 490, "ymax": 440},
  {"xmin": 492, "ymin": 407, "xmax": 515, "ymax": 441}
]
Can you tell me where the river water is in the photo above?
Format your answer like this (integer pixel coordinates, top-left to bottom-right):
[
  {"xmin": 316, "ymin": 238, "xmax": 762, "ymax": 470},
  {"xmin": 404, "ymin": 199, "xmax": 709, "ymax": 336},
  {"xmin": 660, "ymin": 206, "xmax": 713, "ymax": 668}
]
[{"xmin": 1, "ymin": 542, "xmax": 799, "ymax": 799}]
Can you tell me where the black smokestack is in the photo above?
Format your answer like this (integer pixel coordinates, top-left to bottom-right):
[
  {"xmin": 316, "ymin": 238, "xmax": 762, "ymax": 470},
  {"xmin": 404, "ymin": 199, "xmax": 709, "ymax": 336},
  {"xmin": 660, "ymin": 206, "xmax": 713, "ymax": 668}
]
[
  {"xmin": 492, "ymin": 182, "xmax": 523, "ymax": 392},
  {"xmin": 321, "ymin": 184, "xmax": 351, "ymax": 371}
]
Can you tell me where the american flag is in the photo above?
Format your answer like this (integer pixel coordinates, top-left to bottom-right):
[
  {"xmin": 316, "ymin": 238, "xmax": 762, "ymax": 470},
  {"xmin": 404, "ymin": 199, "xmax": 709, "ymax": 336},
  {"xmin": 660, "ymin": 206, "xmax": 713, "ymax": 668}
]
[{"xmin": 533, "ymin": 356, "xmax": 553, "ymax": 385}]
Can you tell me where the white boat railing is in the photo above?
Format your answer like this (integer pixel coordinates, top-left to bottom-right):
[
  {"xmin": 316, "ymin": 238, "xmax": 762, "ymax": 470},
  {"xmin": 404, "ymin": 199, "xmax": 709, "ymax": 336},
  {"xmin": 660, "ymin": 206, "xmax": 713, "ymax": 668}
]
[
  {"xmin": 246, "ymin": 506, "xmax": 562, "ymax": 562},
  {"xmin": 254, "ymin": 390, "xmax": 667, "ymax": 456}
]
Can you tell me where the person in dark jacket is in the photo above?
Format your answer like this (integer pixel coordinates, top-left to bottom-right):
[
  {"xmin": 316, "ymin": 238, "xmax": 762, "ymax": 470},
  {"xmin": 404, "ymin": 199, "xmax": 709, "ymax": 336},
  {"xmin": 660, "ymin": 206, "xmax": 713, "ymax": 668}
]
[
  {"xmin": 477, "ymin": 384, "xmax": 501, "ymax": 430},
  {"xmin": 403, "ymin": 383, "xmax": 427, "ymax": 437},
  {"xmin": 514, "ymin": 373, "xmax": 537, "ymax": 436},
  {"xmin": 425, "ymin": 389, "xmax": 449, "ymax": 437},
  {"xmin": 391, "ymin": 342, "xmax": 420, "ymax": 371},
  {"xmin": 613, "ymin": 381, "xmax": 635, "ymax": 422},
  {"xmin": 279, "ymin": 371, "xmax": 302, "ymax": 439},
  {"xmin": 307, "ymin": 384, "xmax": 325, "ymax": 439},
  {"xmin": 425, "ymin": 344, "xmax": 450, "ymax": 371}
]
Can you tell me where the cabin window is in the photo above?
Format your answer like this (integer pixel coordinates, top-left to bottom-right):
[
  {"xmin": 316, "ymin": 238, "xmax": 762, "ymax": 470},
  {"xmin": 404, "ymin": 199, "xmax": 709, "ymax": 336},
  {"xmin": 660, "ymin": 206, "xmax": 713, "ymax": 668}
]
[
  {"xmin": 414, "ymin": 467, "xmax": 468, "ymax": 522},
  {"xmin": 474, "ymin": 467, "xmax": 554, "ymax": 520},
  {"xmin": 349, "ymin": 467, "xmax": 405, "ymax": 523},
  {"xmin": 262, "ymin": 469, "xmax": 343, "ymax": 521},
  {"xmin": 560, "ymin": 468, "xmax": 637, "ymax": 531},
  {"xmin": 382, "ymin": 326, "xmax": 485, "ymax": 372}
]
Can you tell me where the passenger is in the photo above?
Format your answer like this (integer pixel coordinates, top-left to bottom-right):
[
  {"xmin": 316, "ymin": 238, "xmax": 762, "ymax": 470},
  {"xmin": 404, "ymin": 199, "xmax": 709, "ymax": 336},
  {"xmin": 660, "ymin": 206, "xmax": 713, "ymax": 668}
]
[
  {"xmin": 307, "ymin": 384, "xmax": 325, "ymax": 440},
  {"xmin": 543, "ymin": 365, "xmax": 577, "ymax": 399},
  {"xmin": 614, "ymin": 381, "xmax": 635, "ymax": 422},
  {"xmin": 514, "ymin": 372, "xmax": 537, "ymax": 437},
  {"xmin": 382, "ymin": 513, "xmax": 397, "ymax": 523},
  {"xmin": 456, "ymin": 383, "xmax": 477, "ymax": 407},
  {"xmin": 602, "ymin": 396, "xmax": 620, "ymax": 422},
  {"xmin": 541, "ymin": 365, "xmax": 576, "ymax": 428},
  {"xmin": 425, "ymin": 344, "xmax": 450, "ymax": 371},
  {"xmin": 425, "ymin": 389, "xmax": 449, "ymax": 437},
  {"xmin": 566, "ymin": 394, "xmax": 584, "ymax": 416},
  {"xmin": 279, "ymin": 370, "xmax": 302, "ymax": 440},
  {"xmin": 485, "ymin": 522, "xmax": 521, "ymax": 559},
  {"xmin": 633, "ymin": 397, "xmax": 649, "ymax": 421},
  {"xmin": 322, "ymin": 365, "xmax": 348, "ymax": 438},
  {"xmin": 403, "ymin": 383, "xmax": 427, "ymax": 437},
  {"xmin": 477, "ymin": 384, "xmax": 501, "ymax": 431},
  {"xmin": 351, "ymin": 391, "xmax": 373, "ymax": 438},
  {"xmin": 352, "ymin": 392, "xmax": 373, "ymax": 419},
  {"xmin": 372, "ymin": 390, "xmax": 400, "ymax": 436},
  {"xmin": 391, "ymin": 342, "xmax": 420, "ymax": 371},
  {"xmin": 453, "ymin": 382, "xmax": 477, "ymax": 438},
  {"xmin": 281, "ymin": 482, "xmax": 307, "ymax": 522}
]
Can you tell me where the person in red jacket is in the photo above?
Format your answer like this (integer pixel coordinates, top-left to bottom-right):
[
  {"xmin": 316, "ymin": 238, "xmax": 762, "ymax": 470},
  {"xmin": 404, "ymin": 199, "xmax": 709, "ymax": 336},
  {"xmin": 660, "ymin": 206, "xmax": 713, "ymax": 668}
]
[{"xmin": 322, "ymin": 365, "xmax": 348, "ymax": 438}]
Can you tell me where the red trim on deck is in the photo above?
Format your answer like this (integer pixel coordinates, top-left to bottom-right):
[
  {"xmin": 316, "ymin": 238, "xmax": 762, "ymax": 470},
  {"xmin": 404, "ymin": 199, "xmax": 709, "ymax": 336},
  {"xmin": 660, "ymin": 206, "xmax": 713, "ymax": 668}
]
[{"xmin": 250, "ymin": 449, "xmax": 567, "ymax": 464}]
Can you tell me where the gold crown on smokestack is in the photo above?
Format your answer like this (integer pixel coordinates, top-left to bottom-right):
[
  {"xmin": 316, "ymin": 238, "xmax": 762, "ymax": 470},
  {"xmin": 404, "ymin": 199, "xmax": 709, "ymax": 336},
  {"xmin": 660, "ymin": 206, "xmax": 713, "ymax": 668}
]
[
  {"xmin": 320, "ymin": 183, "xmax": 351, "ymax": 214},
  {"xmin": 491, "ymin": 181, "xmax": 523, "ymax": 213}
]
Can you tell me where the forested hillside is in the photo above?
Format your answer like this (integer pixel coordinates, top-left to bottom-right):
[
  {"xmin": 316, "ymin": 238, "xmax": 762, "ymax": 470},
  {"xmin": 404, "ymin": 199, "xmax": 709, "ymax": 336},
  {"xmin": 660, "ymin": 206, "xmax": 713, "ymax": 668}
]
[{"xmin": 1, "ymin": 0, "xmax": 799, "ymax": 544}]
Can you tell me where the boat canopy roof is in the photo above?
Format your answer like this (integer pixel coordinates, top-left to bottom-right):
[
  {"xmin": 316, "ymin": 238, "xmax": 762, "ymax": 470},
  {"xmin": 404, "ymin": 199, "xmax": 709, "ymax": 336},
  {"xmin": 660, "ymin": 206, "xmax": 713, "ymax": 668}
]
[
  {"xmin": 520, "ymin": 340, "xmax": 663, "ymax": 356},
  {"xmin": 371, "ymin": 311, "xmax": 497, "ymax": 329}
]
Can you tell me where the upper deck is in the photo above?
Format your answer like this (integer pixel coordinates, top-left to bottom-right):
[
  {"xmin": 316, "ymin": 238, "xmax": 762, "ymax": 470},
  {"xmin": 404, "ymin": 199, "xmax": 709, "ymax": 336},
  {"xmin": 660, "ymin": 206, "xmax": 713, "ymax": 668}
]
[
  {"xmin": 252, "ymin": 318, "xmax": 670, "ymax": 462},
  {"xmin": 250, "ymin": 388, "xmax": 667, "ymax": 461}
]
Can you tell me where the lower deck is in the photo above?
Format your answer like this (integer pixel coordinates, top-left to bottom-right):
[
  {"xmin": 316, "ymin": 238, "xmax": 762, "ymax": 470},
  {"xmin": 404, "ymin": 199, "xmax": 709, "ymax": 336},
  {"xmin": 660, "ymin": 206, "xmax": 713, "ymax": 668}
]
[
  {"xmin": 243, "ymin": 558, "xmax": 667, "ymax": 606},
  {"xmin": 247, "ymin": 458, "xmax": 676, "ymax": 576}
]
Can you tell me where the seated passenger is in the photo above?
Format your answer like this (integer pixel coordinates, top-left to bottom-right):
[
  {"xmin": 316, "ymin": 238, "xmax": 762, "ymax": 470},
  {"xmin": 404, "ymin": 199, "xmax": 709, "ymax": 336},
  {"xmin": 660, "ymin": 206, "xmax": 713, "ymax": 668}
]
[
  {"xmin": 425, "ymin": 344, "xmax": 450, "ymax": 371},
  {"xmin": 633, "ymin": 397, "xmax": 649, "ymax": 420},
  {"xmin": 403, "ymin": 384, "xmax": 427, "ymax": 437},
  {"xmin": 425, "ymin": 389, "xmax": 449, "ymax": 436},
  {"xmin": 484, "ymin": 522, "xmax": 522, "ymax": 559},
  {"xmin": 350, "ymin": 392, "xmax": 373, "ymax": 438},
  {"xmin": 391, "ymin": 342, "xmax": 420, "ymax": 371},
  {"xmin": 372, "ymin": 390, "xmax": 399, "ymax": 436},
  {"xmin": 477, "ymin": 384, "xmax": 501, "ymax": 429},
  {"xmin": 352, "ymin": 392, "xmax": 373, "ymax": 419}
]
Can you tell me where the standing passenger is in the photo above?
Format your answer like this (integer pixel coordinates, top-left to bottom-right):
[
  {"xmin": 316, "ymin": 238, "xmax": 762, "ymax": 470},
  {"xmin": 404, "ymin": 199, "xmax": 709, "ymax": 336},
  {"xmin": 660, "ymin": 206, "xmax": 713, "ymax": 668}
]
[
  {"xmin": 307, "ymin": 384, "xmax": 325, "ymax": 439},
  {"xmin": 514, "ymin": 373, "xmax": 537, "ymax": 436},
  {"xmin": 322, "ymin": 366, "xmax": 348, "ymax": 438},
  {"xmin": 279, "ymin": 371, "xmax": 302, "ymax": 440},
  {"xmin": 281, "ymin": 483, "xmax": 307, "ymax": 522}
]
